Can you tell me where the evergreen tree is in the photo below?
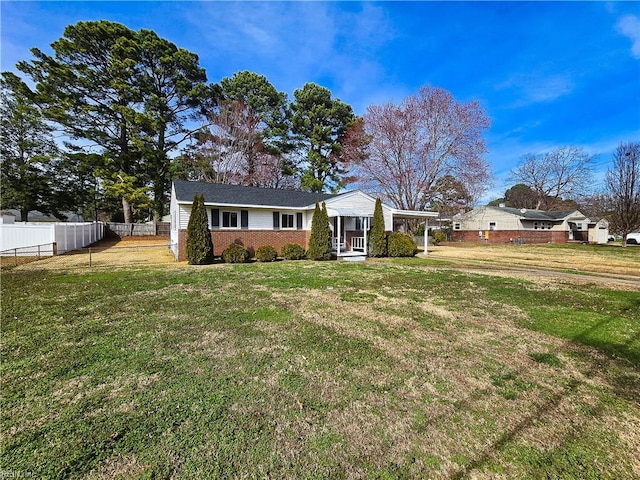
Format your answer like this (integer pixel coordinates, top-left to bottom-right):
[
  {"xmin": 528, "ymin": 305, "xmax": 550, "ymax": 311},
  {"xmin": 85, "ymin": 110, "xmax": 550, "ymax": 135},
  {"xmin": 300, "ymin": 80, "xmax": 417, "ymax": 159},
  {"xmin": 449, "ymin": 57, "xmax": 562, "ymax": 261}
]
[
  {"xmin": 307, "ymin": 202, "xmax": 332, "ymax": 260},
  {"xmin": 186, "ymin": 193, "xmax": 214, "ymax": 265},
  {"xmin": 0, "ymin": 73, "xmax": 60, "ymax": 221},
  {"xmin": 321, "ymin": 202, "xmax": 332, "ymax": 251},
  {"xmin": 369, "ymin": 198, "xmax": 387, "ymax": 257},
  {"xmin": 290, "ymin": 83, "xmax": 355, "ymax": 192}
]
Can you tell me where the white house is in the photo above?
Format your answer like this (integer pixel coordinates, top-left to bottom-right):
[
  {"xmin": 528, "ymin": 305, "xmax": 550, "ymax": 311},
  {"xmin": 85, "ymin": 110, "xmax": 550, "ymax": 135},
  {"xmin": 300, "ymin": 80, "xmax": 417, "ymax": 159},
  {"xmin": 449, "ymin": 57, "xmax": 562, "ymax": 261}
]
[
  {"xmin": 169, "ymin": 180, "xmax": 437, "ymax": 260},
  {"xmin": 452, "ymin": 206, "xmax": 609, "ymax": 244}
]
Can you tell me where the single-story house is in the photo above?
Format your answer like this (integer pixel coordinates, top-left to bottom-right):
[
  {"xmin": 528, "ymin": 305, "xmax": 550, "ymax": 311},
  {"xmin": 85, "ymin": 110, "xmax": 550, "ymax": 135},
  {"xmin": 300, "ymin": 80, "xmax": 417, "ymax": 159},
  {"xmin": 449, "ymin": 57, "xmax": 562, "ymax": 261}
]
[
  {"xmin": 170, "ymin": 180, "xmax": 437, "ymax": 261},
  {"xmin": 451, "ymin": 206, "xmax": 609, "ymax": 244}
]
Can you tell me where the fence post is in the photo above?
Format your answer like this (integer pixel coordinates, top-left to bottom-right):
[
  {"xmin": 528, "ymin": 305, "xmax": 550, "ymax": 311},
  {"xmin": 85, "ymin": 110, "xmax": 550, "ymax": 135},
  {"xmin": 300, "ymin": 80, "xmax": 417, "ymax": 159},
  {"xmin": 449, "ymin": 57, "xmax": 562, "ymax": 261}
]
[
  {"xmin": 38, "ymin": 244, "xmax": 41, "ymax": 260},
  {"xmin": 53, "ymin": 242, "xmax": 57, "ymax": 256},
  {"xmin": 89, "ymin": 247, "xmax": 92, "ymax": 268},
  {"xmin": 14, "ymin": 248, "xmax": 17, "ymax": 267}
]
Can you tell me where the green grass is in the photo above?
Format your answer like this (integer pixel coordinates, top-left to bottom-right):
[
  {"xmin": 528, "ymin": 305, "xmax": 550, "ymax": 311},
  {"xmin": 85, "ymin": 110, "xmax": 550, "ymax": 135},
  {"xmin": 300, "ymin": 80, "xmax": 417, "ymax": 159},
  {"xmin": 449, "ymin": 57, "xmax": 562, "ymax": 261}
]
[{"xmin": 2, "ymin": 260, "xmax": 639, "ymax": 479}]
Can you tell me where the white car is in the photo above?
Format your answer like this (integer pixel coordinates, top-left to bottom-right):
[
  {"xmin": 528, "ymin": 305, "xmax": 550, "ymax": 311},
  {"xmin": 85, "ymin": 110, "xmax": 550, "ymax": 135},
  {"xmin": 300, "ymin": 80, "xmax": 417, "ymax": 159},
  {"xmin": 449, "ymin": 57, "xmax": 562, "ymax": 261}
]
[{"xmin": 626, "ymin": 232, "xmax": 640, "ymax": 245}]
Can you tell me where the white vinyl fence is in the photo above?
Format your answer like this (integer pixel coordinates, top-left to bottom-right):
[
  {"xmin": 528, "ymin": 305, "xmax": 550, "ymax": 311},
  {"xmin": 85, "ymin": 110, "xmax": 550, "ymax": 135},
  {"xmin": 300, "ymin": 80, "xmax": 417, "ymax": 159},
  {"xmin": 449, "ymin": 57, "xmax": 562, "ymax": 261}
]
[{"xmin": 0, "ymin": 222, "xmax": 104, "ymax": 255}]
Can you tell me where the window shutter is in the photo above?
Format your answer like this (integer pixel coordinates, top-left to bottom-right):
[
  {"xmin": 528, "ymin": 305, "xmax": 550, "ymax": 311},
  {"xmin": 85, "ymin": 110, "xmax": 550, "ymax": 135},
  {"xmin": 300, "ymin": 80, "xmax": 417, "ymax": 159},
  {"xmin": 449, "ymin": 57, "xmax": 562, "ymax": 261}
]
[
  {"xmin": 296, "ymin": 212, "xmax": 303, "ymax": 230},
  {"xmin": 273, "ymin": 212, "xmax": 280, "ymax": 230},
  {"xmin": 212, "ymin": 208, "xmax": 220, "ymax": 229},
  {"xmin": 241, "ymin": 210, "xmax": 249, "ymax": 229}
]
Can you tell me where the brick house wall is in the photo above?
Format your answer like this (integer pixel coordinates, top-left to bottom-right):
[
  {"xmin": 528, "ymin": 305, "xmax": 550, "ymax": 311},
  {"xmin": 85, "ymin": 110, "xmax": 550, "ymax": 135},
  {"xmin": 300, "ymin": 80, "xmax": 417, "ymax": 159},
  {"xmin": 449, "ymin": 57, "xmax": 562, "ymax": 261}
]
[
  {"xmin": 177, "ymin": 229, "xmax": 310, "ymax": 261},
  {"xmin": 451, "ymin": 230, "xmax": 570, "ymax": 244}
]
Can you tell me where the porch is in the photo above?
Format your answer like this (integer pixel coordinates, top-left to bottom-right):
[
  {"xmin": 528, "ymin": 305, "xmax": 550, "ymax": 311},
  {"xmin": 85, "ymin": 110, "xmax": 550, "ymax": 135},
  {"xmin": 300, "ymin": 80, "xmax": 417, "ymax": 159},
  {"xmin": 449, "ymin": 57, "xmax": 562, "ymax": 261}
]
[
  {"xmin": 331, "ymin": 234, "xmax": 367, "ymax": 258},
  {"xmin": 327, "ymin": 206, "xmax": 438, "ymax": 259}
]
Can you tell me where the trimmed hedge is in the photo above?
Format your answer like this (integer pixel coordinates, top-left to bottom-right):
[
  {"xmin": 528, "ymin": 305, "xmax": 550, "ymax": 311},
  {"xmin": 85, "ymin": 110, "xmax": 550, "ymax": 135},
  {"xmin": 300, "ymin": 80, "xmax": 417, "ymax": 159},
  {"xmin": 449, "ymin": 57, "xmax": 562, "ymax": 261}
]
[
  {"xmin": 280, "ymin": 243, "xmax": 305, "ymax": 260},
  {"xmin": 222, "ymin": 243, "xmax": 250, "ymax": 263},
  {"xmin": 368, "ymin": 198, "xmax": 387, "ymax": 257},
  {"xmin": 387, "ymin": 232, "xmax": 418, "ymax": 257},
  {"xmin": 186, "ymin": 193, "xmax": 214, "ymax": 265},
  {"xmin": 255, "ymin": 245, "xmax": 278, "ymax": 262},
  {"xmin": 307, "ymin": 202, "xmax": 332, "ymax": 260}
]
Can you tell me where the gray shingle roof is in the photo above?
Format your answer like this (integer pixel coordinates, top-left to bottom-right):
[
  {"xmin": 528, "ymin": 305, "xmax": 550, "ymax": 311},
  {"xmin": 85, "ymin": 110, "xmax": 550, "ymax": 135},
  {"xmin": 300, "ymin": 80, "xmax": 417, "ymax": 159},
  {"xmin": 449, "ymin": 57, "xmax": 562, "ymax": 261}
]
[
  {"xmin": 173, "ymin": 180, "xmax": 337, "ymax": 208},
  {"xmin": 489, "ymin": 206, "xmax": 579, "ymax": 221}
]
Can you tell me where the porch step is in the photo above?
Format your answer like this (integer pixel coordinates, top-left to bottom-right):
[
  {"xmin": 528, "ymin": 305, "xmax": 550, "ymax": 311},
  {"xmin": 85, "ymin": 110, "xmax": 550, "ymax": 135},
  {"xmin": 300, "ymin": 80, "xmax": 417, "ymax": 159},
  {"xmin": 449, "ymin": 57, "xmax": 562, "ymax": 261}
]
[{"xmin": 339, "ymin": 255, "xmax": 367, "ymax": 262}]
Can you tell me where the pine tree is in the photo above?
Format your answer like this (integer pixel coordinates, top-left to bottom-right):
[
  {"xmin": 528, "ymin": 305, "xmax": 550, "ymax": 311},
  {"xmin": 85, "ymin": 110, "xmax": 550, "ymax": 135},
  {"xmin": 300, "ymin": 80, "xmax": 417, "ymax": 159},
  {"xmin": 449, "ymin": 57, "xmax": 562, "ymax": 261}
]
[
  {"xmin": 307, "ymin": 202, "xmax": 332, "ymax": 260},
  {"xmin": 369, "ymin": 198, "xmax": 387, "ymax": 257},
  {"xmin": 186, "ymin": 193, "xmax": 214, "ymax": 265}
]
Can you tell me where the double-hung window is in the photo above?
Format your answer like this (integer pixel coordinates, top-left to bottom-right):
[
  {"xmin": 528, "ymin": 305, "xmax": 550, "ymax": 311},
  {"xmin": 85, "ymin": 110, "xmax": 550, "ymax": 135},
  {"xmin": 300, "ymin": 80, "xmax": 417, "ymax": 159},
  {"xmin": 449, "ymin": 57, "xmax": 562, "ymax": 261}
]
[
  {"xmin": 281, "ymin": 213, "xmax": 294, "ymax": 229},
  {"xmin": 222, "ymin": 211, "xmax": 238, "ymax": 228}
]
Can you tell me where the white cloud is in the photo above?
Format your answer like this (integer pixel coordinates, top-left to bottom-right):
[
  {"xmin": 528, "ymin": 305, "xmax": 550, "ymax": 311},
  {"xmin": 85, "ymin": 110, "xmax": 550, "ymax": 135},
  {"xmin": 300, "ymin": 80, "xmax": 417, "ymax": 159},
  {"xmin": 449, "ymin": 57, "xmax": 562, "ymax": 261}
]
[
  {"xmin": 616, "ymin": 14, "xmax": 640, "ymax": 59},
  {"xmin": 180, "ymin": 1, "xmax": 395, "ymax": 104},
  {"xmin": 496, "ymin": 73, "xmax": 574, "ymax": 107}
]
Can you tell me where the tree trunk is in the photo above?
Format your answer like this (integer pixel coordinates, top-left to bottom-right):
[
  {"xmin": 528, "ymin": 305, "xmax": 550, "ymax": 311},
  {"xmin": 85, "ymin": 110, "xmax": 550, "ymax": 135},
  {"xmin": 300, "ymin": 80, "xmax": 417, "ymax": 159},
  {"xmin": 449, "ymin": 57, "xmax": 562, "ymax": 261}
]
[
  {"xmin": 20, "ymin": 207, "xmax": 28, "ymax": 222},
  {"xmin": 122, "ymin": 197, "xmax": 132, "ymax": 224},
  {"xmin": 153, "ymin": 125, "xmax": 167, "ymax": 222}
]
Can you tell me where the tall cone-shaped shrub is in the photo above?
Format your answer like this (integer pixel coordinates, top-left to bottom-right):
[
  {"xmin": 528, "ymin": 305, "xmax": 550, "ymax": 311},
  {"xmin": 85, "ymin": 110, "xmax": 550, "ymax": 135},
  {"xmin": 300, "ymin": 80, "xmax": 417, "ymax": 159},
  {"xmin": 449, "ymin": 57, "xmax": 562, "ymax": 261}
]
[
  {"xmin": 186, "ymin": 193, "xmax": 214, "ymax": 265},
  {"xmin": 368, "ymin": 198, "xmax": 387, "ymax": 257},
  {"xmin": 307, "ymin": 202, "xmax": 332, "ymax": 260}
]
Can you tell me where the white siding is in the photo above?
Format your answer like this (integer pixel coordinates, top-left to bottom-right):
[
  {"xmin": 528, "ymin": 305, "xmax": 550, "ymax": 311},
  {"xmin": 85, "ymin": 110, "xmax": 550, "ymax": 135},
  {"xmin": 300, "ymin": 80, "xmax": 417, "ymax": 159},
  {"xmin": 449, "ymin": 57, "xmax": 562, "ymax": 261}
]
[
  {"xmin": 325, "ymin": 191, "xmax": 395, "ymax": 230},
  {"xmin": 170, "ymin": 186, "xmax": 180, "ymax": 257},
  {"xmin": 176, "ymin": 205, "xmax": 313, "ymax": 231},
  {"xmin": 249, "ymin": 209, "xmax": 275, "ymax": 229},
  {"xmin": 455, "ymin": 207, "xmax": 523, "ymax": 231},
  {"xmin": 326, "ymin": 191, "xmax": 376, "ymax": 214},
  {"xmin": 178, "ymin": 204, "xmax": 192, "ymax": 230}
]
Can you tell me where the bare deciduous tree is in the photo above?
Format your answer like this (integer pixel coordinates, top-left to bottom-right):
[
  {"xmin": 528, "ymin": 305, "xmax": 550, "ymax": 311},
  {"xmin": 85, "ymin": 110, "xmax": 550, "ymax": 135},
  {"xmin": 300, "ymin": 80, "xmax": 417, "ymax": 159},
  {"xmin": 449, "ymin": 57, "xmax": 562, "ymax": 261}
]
[
  {"xmin": 190, "ymin": 99, "xmax": 289, "ymax": 187},
  {"xmin": 345, "ymin": 86, "xmax": 491, "ymax": 211},
  {"xmin": 606, "ymin": 142, "xmax": 640, "ymax": 245},
  {"xmin": 510, "ymin": 146, "xmax": 596, "ymax": 211}
]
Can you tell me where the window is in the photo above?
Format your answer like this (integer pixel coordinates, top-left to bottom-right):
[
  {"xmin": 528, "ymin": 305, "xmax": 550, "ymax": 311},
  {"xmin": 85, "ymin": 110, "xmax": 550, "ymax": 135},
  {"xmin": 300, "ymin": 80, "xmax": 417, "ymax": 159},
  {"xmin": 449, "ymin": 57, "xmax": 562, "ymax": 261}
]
[
  {"xmin": 489, "ymin": 222, "xmax": 496, "ymax": 231},
  {"xmin": 576, "ymin": 223, "xmax": 583, "ymax": 230},
  {"xmin": 281, "ymin": 213, "xmax": 294, "ymax": 229},
  {"xmin": 222, "ymin": 211, "xmax": 238, "ymax": 228},
  {"xmin": 534, "ymin": 222, "xmax": 539, "ymax": 230},
  {"xmin": 454, "ymin": 223, "xmax": 461, "ymax": 230}
]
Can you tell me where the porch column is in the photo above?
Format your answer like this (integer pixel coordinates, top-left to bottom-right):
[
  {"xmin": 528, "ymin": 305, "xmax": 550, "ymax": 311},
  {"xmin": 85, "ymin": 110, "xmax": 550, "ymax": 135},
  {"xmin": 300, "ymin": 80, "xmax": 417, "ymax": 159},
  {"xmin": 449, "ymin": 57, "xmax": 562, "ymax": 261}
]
[
  {"xmin": 363, "ymin": 217, "xmax": 368, "ymax": 256},
  {"xmin": 424, "ymin": 219, "xmax": 429, "ymax": 255},
  {"xmin": 337, "ymin": 215, "xmax": 341, "ymax": 258}
]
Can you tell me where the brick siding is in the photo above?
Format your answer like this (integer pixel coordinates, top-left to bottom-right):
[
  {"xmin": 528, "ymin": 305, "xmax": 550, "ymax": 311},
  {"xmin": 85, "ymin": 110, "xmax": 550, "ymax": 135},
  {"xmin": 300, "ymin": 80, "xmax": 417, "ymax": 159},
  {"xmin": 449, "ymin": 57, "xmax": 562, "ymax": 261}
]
[
  {"xmin": 451, "ymin": 230, "xmax": 570, "ymax": 244},
  {"xmin": 177, "ymin": 229, "xmax": 310, "ymax": 261}
]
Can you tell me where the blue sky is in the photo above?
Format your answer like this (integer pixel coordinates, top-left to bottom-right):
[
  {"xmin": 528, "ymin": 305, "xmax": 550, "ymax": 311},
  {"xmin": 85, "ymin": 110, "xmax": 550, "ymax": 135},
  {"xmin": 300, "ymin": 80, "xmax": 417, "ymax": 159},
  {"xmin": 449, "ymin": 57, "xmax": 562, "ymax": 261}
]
[{"xmin": 2, "ymin": 1, "xmax": 639, "ymax": 202}]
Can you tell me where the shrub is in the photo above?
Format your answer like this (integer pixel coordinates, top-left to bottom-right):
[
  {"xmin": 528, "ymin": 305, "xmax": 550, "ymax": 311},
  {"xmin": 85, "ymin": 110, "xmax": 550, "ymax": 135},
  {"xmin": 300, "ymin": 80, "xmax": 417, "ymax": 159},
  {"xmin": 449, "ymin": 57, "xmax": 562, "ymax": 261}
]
[
  {"xmin": 222, "ymin": 243, "xmax": 250, "ymax": 263},
  {"xmin": 307, "ymin": 202, "xmax": 332, "ymax": 260},
  {"xmin": 368, "ymin": 198, "xmax": 387, "ymax": 257},
  {"xmin": 255, "ymin": 245, "xmax": 278, "ymax": 262},
  {"xmin": 387, "ymin": 232, "xmax": 418, "ymax": 257},
  {"xmin": 280, "ymin": 242, "xmax": 305, "ymax": 260},
  {"xmin": 432, "ymin": 231, "xmax": 446, "ymax": 245},
  {"xmin": 186, "ymin": 193, "xmax": 214, "ymax": 265}
]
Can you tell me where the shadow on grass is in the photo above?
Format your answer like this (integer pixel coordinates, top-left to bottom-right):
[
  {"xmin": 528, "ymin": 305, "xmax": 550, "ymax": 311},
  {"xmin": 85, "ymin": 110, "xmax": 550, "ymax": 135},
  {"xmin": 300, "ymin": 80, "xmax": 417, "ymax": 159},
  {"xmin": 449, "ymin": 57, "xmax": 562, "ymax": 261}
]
[{"xmin": 449, "ymin": 311, "xmax": 638, "ymax": 479}]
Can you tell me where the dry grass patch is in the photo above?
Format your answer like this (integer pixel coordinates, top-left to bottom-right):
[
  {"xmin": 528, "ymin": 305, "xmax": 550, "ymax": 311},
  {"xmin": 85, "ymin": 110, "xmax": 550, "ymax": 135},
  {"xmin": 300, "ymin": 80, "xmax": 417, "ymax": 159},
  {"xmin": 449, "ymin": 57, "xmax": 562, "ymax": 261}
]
[{"xmin": 429, "ymin": 243, "xmax": 640, "ymax": 277}]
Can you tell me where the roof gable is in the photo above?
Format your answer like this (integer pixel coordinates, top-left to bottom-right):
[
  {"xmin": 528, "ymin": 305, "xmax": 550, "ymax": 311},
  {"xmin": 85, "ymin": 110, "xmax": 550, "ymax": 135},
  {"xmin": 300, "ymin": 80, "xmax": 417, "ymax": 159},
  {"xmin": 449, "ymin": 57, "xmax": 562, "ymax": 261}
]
[{"xmin": 173, "ymin": 180, "xmax": 336, "ymax": 208}]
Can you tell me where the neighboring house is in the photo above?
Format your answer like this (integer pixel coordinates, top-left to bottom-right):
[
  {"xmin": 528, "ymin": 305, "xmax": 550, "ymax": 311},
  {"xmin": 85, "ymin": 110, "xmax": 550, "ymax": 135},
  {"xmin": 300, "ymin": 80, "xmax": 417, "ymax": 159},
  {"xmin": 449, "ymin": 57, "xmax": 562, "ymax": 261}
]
[
  {"xmin": 170, "ymin": 180, "xmax": 437, "ymax": 261},
  {"xmin": 451, "ymin": 206, "xmax": 609, "ymax": 244},
  {"xmin": 2, "ymin": 209, "xmax": 85, "ymax": 222}
]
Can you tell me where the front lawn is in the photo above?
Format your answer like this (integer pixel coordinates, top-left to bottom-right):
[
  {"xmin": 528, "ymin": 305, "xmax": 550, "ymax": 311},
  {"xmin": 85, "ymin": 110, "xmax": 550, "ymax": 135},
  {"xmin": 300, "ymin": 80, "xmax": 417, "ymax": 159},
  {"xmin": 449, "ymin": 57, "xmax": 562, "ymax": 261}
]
[{"xmin": 2, "ymin": 260, "xmax": 638, "ymax": 478}]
